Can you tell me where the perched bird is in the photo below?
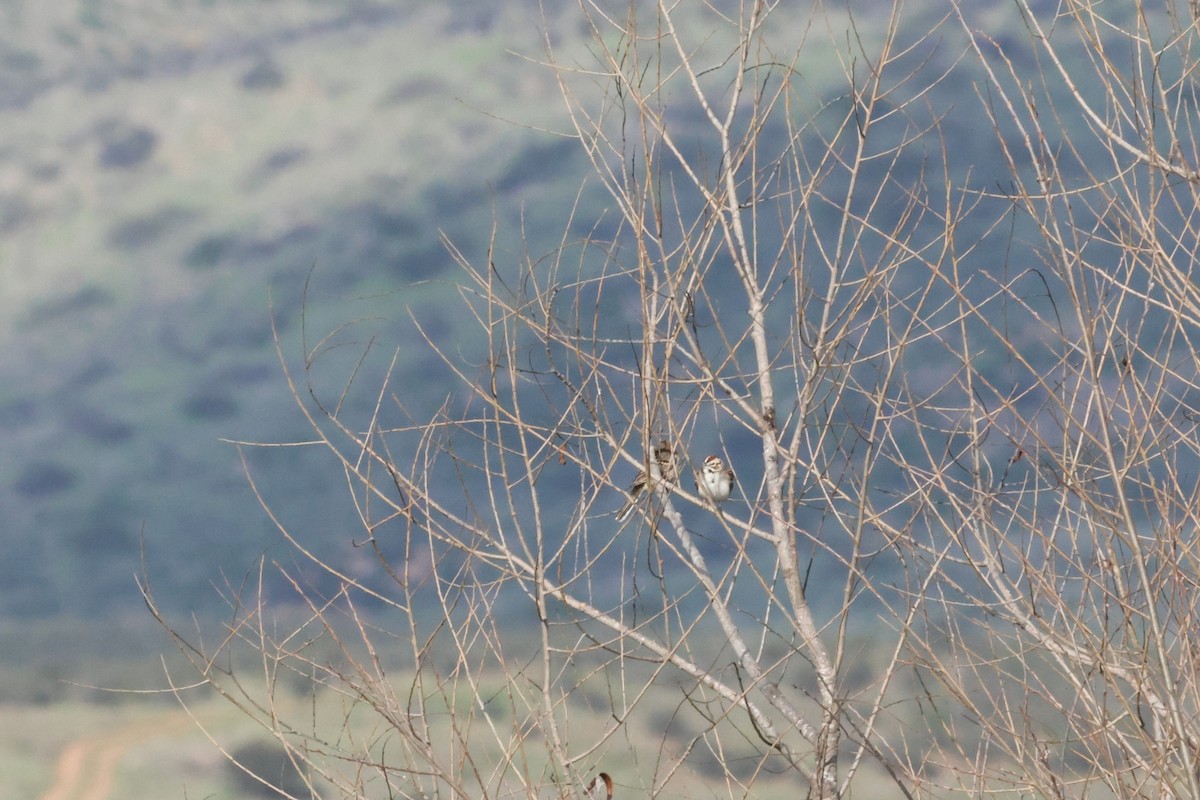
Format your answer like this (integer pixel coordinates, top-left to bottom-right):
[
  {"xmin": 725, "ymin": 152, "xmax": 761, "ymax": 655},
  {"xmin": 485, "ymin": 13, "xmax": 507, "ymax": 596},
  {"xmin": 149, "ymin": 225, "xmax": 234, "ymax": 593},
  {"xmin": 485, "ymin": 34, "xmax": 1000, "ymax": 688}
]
[
  {"xmin": 615, "ymin": 439, "xmax": 677, "ymax": 522},
  {"xmin": 696, "ymin": 454, "xmax": 735, "ymax": 506}
]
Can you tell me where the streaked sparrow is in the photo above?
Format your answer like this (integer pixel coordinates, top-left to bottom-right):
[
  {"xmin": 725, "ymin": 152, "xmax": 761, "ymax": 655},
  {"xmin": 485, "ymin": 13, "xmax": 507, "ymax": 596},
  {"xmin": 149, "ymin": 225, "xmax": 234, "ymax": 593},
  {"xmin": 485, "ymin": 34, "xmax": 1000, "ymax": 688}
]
[{"xmin": 615, "ymin": 439, "xmax": 677, "ymax": 522}]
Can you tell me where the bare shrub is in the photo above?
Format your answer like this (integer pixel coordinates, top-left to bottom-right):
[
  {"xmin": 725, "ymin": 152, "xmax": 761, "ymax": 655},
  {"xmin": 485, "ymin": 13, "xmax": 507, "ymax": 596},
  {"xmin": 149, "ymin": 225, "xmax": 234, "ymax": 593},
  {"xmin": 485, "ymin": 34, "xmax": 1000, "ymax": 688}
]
[{"xmin": 149, "ymin": 1, "xmax": 1200, "ymax": 798}]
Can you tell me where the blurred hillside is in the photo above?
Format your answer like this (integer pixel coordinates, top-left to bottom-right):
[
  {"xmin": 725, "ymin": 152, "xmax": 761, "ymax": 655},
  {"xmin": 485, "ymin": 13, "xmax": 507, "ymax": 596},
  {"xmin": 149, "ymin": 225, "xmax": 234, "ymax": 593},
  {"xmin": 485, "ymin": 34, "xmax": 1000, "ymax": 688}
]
[
  {"xmin": 0, "ymin": 0, "xmax": 1059, "ymax": 621},
  {"xmin": 0, "ymin": 0, "xmax": 600, "ymax": 617}
]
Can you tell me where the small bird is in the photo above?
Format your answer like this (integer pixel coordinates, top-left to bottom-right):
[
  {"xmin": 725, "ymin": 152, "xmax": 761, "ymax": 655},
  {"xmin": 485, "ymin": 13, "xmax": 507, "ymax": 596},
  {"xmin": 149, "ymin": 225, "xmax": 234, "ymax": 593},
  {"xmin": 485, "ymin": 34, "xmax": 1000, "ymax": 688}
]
[
  {"xmin": 615, "ymin": 439, "xmax": 677, "ymax": 522},
  {"xmin": 696, "ymin": 454, "xmax": 735, "ymax": 506}
]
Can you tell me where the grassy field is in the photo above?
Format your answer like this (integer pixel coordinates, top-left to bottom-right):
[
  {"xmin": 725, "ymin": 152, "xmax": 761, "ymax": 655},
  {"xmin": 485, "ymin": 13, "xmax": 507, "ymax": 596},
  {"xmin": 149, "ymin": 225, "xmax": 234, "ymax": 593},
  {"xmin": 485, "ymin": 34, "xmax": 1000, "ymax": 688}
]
[
  {"xmin": 3, "ymin": 667, "xmax": 902, "ymax": 800},
  {"xmin": 0, "ymin": 608, "xmax": 909, "ymax": 798}
]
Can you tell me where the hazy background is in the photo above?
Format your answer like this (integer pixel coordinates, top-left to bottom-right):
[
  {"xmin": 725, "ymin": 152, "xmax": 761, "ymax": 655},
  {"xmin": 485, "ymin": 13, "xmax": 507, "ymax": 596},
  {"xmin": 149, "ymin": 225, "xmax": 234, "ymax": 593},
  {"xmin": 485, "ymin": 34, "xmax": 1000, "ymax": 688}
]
[
  {"xmin": 0, "ymin": 1, "xmax": 602, "ymax": 625},
  {"xmin": 0, "ymin": 1, "xmax": 1059, "ymax": 796},
  {"xmin": 0, "ymin": 3, "xmax": 603, "ymax": 793},
  {"xmin": 0, "ymin": 0, "xmax": 997, "ymax": 627}
]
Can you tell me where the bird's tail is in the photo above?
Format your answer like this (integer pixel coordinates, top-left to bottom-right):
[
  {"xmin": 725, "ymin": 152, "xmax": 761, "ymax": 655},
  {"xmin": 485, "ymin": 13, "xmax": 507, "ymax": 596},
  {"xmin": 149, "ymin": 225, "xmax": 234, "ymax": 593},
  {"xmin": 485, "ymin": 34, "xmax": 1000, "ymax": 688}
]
[{"xmin": 585, "ymin": 773, "xmax": 614, "ymax": 800}]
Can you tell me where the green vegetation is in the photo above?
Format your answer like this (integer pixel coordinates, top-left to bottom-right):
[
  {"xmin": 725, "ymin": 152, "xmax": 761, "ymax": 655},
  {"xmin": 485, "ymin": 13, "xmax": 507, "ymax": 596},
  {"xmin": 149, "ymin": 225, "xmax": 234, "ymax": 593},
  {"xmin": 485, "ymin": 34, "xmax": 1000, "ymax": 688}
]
[
  {"xmin": 0, "ymin": 0, "xmax": 881, "ymax": 619},
  {"xmin": 0, "ymin": 0, "xmax": 601, "ymax": 617},
  {"xmin": 4, "ymin": 0, "xmax": 1194, "ymax": 796}
]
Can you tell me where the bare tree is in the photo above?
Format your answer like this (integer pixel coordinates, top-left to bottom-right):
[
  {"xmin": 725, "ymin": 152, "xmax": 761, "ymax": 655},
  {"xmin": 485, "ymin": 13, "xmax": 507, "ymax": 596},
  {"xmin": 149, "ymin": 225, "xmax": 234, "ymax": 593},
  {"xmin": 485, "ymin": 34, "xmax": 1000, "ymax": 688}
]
[
  {"xmin": 900, "ymin": 1, "xmax": 1200, "ymax": 797},
  {"xmin": 149, "ymin": 1, "xmax": 1200, "ymax": 798}
]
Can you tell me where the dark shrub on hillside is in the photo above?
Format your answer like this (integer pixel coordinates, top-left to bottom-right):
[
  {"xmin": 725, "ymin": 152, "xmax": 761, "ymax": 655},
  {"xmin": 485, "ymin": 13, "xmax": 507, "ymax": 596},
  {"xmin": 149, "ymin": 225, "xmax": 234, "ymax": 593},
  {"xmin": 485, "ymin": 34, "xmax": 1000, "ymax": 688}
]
[
  {"xmin": 184, "ymin": 233, "xmax": 239, "ymax": 271},
  {"xmin": 64, "ymin": 357, "xmax": 117, "ymax": 391},
  {"xmin": 180, "ymin": 389, "xmax": 239, "ymax": 421},
  {"xmin": 255, "ymin": 146, "xmax": 308, "ymax": 178},
  {"xmin": 495, "ymin": 138, "xmax": 578, "ymax": 194},
  {"xmin": 23, "ymin": 285, "xmax": 113, "ymax": 326},
  {"xmin": 0, "ymin": 398, "xmax": 35, "ymax": 429},
  {"xmin": 1, "ymin": 46, "xmax": 42, "ymax": 73},
  {"xmin": 241, "ymin": 58, "xmax": 285, "ymax": 91},
  {"xmin": 207, "ymin": 319, "xmax": 270, "ymax": 350},
  {"xmin": 67, "ymin": 406, "xmax": 134, "ymax": 444},
  {"xmin": 215, "ymin": 361, "xmax": 272, "ymax": 386},
  {"xmin": 108, "ymin": 206, "xmax": 193, "ymax": 249},
  {"xmin": 397, "ymin": 241, "xmax": 449, "ymax": 280},
  {"xmin": 65, "ymin": 516, "xmax": 138, "ymax": 558},
  {"xmin": 98, "ymin": 125, "xmax": 157, "ymax": 169},
  {"xmin": 0, "ymin": 193, "xmax": 31, "ymax": 232},
  {"xmin": 14, "ymin": 460, "xmax": 78, "ymax": 498},
  {"xmin": 228, "ymin": 740, "xmax": 311, "ymax": 798},
  {"xmin": 382, "ymin": 75, "xmax": 448, "ymax": 105}
]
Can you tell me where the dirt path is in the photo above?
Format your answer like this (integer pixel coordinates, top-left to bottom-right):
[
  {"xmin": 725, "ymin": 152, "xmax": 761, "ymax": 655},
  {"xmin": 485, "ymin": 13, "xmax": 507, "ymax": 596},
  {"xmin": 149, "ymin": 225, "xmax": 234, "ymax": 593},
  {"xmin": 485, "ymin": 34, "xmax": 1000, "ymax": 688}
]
[{"xmin": 38, "ymin": 711, "xmax": 191, "ymax": 800}]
